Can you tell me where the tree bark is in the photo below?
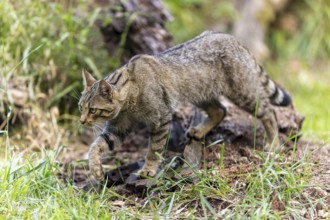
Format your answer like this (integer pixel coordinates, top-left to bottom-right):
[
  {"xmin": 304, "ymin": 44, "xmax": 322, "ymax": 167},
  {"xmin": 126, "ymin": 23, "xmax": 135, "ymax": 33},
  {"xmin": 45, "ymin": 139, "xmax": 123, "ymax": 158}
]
[{"xmin": 99, "ymin": 0, "xmax": 173, "ymax": 64}]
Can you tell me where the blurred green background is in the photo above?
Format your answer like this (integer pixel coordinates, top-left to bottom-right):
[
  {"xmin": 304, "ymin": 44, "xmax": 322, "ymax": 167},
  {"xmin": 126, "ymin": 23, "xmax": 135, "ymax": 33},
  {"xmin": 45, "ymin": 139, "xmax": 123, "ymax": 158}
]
[{"xmin": 1, "ymin": 0, "xmax": 329, "ymax": 149}]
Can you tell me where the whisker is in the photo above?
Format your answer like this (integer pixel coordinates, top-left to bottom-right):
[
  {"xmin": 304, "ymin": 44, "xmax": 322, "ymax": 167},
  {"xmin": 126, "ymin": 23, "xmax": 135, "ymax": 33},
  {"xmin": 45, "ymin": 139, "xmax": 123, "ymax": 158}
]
[
  {"xmin": 93, "ymin": 126, "xmax": 100, "ymax": 133},
  {"xmin": 94, "ymin": 123, "xmax": 104, "ymax": 133},
  {"xmin": 71, "ymin": 89, "xmax": 81, "ymax": 101},
  {"xmin": 92, "ymin": 127, "xmax": 97, "ymax": 138},
  {"xmin": 94, "ymin": 126, "xmax": 101, "ymax": 133},
  {"xmin": 92, "ymin": 122, "xmax": 103, "ymax": 137}
]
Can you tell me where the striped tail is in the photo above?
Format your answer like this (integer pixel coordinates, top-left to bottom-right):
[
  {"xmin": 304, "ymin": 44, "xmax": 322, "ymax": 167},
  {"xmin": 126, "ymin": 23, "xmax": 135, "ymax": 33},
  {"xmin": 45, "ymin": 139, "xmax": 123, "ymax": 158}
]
[{"xmin": 259, "ymin": 65, "xmax": 292, "ymax": 107}]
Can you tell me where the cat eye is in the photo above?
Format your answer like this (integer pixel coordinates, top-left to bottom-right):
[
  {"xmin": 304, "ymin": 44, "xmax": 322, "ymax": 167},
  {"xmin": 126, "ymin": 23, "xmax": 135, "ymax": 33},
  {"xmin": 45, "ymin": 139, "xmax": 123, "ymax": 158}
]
[
  {"xmin": 90, "ymin": 108, "xmax": 97, "ymax": 114},
  {"xmin": 79, "ymin": 105, "xmax": 83, "ymax": 112}
]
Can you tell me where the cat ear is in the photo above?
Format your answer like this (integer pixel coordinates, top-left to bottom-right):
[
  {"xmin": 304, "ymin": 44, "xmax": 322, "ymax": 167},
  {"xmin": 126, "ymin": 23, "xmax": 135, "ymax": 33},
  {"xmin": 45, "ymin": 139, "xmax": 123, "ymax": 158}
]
[
  {"xmin": 99, "ymin": 80, "xmax": 113, "ymax": 98},
  {"xmin": 82, "ymin": 69, "xmax": 96, "ymax": 88}
]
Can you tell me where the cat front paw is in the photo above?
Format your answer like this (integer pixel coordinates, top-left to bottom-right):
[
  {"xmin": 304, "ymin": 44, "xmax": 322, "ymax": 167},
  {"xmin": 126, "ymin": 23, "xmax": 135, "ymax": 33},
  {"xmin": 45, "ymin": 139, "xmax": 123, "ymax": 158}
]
[
  {"xmin": 89, "ymin": 150, "xmax": 105, "ymax": 181},
  {"xmin": 138, "ymin": 167, "xmax": 157, "ymax": 177},
  {"xmin": 90, "ymin": 164, "xmax": 104, "ymax": 181},
  {"xmin": 264, "ymin": 138, "xmax": 281, "ymax": 152}
]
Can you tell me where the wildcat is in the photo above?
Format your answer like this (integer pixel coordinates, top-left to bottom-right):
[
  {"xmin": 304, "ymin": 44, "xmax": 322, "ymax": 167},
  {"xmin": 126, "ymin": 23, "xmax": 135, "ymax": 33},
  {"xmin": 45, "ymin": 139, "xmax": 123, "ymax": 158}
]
[{"xmin": 78, "ymin": 31, "xmax": 291, "ymax": 180}]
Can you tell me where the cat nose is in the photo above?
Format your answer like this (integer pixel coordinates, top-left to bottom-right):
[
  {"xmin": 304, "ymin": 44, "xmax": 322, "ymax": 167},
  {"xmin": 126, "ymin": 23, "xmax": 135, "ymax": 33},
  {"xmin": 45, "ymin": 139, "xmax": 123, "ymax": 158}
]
[{"xmin": 80, "ymin": 117, "xmax": 87, "ymax": 124}]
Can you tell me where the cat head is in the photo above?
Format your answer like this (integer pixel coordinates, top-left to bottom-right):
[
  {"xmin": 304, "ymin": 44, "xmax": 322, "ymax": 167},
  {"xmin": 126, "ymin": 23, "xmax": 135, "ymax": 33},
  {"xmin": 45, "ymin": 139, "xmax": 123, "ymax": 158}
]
[{"xmin": 78, "ymin": 69, "xmax": 123, "ymax": 126}]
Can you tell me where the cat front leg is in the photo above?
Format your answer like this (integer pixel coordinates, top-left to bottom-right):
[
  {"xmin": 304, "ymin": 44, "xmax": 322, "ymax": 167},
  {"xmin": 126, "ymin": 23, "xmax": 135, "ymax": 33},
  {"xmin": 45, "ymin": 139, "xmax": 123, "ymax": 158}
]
[
  {"xmin": 139, "ymin": 119, "xmax": 171, "ymax": 177},
  {"xmin": 88, "ymin": 132, "xmax": 116, "ymax": 181}
]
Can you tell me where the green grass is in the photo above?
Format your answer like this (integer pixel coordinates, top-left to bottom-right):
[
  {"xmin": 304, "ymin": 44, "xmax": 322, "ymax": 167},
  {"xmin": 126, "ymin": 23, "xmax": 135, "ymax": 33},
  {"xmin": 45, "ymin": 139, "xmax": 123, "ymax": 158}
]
[
  {"xmin": 0, "ymin": 0, "xmax": 109, "ymax": 115},
  {"xmin": 163, "ymin": 0, "xmax": 236, "ymax": 43},
  {"xmin": 0, "ymin": 138, "xmax": 322, "ymax": 219},
  {"xmin": 1, "ymin": 0, "xmax": 329, "ymax": 219},
  {"xmin": 0, "ymin": 156, "xmax": 117, "ymax": 219},
  {"xmin": 290, "ymin": 76, "xmax": 330, "ymax": 142},
  {"xmin": 264, "ymin": 0, "xmax": 330, "ymax": 143}
]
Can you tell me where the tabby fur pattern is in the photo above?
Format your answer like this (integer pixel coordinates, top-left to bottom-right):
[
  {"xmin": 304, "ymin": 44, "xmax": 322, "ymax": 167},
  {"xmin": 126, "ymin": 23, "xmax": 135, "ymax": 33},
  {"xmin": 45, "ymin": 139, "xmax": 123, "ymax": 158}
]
[{"xmin": 78, "ymin": 31, "xmax": 291, "ymax": 180}]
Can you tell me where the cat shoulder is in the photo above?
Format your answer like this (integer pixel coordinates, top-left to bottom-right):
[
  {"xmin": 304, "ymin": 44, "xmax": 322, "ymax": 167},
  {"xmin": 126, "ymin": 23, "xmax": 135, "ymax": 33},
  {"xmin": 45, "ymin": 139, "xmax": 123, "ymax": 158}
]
[{"xmin": 125, "ymin": 54, "xmax": 161, "ymax": 77}]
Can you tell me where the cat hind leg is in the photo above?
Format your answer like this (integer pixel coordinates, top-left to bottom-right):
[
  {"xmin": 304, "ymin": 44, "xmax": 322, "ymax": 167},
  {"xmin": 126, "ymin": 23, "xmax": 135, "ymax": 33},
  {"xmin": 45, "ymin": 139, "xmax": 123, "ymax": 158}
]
[{"xmin": 188, "ymin": 100, "xmax": 226, "ymax": 140}]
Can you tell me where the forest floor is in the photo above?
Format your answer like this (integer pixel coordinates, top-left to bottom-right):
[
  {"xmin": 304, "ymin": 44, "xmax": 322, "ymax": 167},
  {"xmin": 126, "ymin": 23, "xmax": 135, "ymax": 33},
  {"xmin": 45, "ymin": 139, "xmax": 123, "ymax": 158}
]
[
  {"xmin": 53, "ymin": 101, "xmax": 330, "ymax": 219},
  {"xmin": 55, "ymin": 130, "xmax": 330, "ymax": 218},
  {"xmin": 1, "ymin": 98, "xmax": 329, "ymax": 219},
  {"xmin": 1, "ymin": 1, "xmax": 330, "ymax": 218}
]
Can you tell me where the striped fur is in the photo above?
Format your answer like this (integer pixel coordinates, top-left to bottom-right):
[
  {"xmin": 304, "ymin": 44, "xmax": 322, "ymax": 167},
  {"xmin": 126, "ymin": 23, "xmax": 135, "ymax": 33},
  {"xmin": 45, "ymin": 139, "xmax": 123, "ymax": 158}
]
[
  {"xmin": 258, "ymin": 65, "xmax": 291, "ymax": 106},
  {"xmin": 79, "ymin": 31, "xmax": 292, "ymax": 180}
]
